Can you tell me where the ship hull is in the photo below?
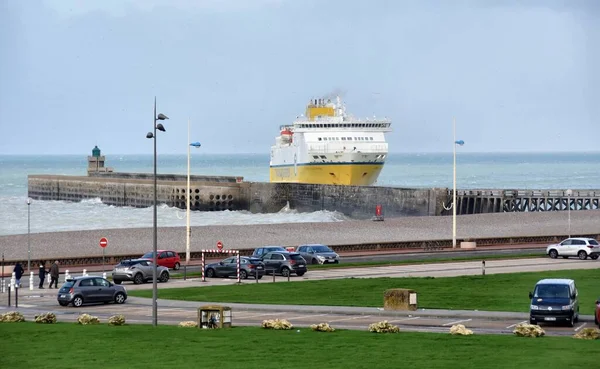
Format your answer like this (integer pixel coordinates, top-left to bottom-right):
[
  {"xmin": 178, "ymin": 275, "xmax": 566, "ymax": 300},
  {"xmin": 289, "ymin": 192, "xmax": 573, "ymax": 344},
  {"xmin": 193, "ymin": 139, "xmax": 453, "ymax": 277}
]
[{"xmin": 270, "ymin": 162, "xmax": 384, "ymax": 186}]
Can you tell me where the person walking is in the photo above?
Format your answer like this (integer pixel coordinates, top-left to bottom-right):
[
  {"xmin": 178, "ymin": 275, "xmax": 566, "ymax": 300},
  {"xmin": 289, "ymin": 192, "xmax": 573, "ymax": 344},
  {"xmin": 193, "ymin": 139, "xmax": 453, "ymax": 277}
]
[
  {"xmin": 38, "ymin": 261, "xmax": 47, "ymax": 289},
  {"xmin": 13, "ymin": 262, "xmax": 24, "ymax": 287},
  {"xmin": 49, "ymin": 260, "xmax": 60, "ymax": 289}
]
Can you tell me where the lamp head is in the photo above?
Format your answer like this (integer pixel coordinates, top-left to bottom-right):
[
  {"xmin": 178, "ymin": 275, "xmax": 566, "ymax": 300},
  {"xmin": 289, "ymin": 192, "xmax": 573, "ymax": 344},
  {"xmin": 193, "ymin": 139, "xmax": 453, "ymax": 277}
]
[
  {"xmin": 190, "ymin": 142, "xmax": 201, "ymax": 148},
  {"xmin": 27, "ymin": 198, "xmax": 31, "ymax": 205},
  {"xmin": 156, "ymin": 123, "xmax": 166, "ymax": 132},
  {"xmin": 454, "ymin": 140, "xmax": 465, "ymax": 146},
  {"xmin": 146, "ymin": 132, "xmax": 154, "ymax": 139},
  {"xmin": 157, "ymin": 113, "xmax": 169, "ymax": 120}
]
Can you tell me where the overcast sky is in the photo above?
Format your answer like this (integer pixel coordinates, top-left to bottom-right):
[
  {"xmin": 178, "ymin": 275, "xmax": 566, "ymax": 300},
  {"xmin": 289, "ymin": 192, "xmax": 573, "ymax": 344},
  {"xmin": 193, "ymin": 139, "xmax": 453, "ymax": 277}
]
[{"xmin": 1, "ymin": 0, "xmax": 598, "ymax": 155}]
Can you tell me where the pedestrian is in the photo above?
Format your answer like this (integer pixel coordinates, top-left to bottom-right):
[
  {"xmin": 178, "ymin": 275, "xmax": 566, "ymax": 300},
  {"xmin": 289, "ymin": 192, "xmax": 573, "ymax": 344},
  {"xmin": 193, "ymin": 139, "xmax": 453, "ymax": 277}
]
[
  {"xmin": 38, "ymin": 261, "xmax": 47, "ymax": 289},
  {"xmin": 49, "ymin": 260, "xmax": 60, "ymax": 289},
  {"xmin": 13, "ymin": 262, "xmax": 24, "ymax": 287}
]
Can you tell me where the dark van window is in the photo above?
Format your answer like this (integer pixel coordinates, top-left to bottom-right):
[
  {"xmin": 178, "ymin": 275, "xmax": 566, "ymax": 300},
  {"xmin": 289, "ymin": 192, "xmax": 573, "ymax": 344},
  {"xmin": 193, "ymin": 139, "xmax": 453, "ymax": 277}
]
[{"xmin": 290, "ymin": 254, "xmax": 305, "ymax": 261}]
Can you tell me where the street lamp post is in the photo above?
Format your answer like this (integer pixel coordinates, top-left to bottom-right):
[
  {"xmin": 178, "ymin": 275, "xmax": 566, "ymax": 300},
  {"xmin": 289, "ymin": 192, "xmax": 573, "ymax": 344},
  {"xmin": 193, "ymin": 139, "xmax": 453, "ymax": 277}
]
[
  {"xmin": 27, "ymin": 198, "xmax": 31, "ymax": 273},
  {"xmin": 146, "ymin": 97, "xmax": 168, "ymax": 327},
  {"xmin": 452, "ymin": 118, "xmax": 464, "ymax": 249},
  {"xmin": 185, "ymin": 117, "xmax": 201, "ymax": 280},
  {"xmin": 566, "ymin": 189, "xmax": 572, "ymax": 237}
]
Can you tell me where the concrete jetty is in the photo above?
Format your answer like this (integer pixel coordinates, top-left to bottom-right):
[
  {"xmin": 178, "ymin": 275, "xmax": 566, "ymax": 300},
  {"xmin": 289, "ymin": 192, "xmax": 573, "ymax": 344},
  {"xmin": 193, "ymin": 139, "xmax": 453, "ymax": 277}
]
[{"xmin": 1, "ymin": 210, "xmax": 598, "ymax": 261}]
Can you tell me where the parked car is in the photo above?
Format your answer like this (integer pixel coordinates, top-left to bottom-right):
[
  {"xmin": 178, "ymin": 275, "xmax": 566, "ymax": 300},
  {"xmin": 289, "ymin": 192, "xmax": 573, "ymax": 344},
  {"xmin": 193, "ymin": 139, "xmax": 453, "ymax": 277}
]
[
  {"xmin": 204, "ymin": 256, "xmax": 265, "ymax": 279},
  {"xmin": 261, "ymin": 251, "xmax": 307, "ymax": 277},
  {"xmin": 528, "ymin": 278, "xmax": 579, "ymax": 327},
  {"xmin": 251, "ymin": 246, "xmax": 286, "ymax": 258},
  {"xmin": 546, "ymin": 238, "xmax": 600, "ymax": 260},
  {"xmin": 297, "ymin": 244, "xmax": 340, "ymax": 264},
  {"xmin": 57, "ymin": 276, "xmax": 127, "ymax": 307},
  {"xmin": 595, "ymin": 298, "xmax": 600, "ymax": 327},
  {"xmin": 141, "ymin": 250, "xmax": 181, "ymax": 269},
  {"xmin": 112, "ymin": 258, "xmax": 170, "ymax": 285}
]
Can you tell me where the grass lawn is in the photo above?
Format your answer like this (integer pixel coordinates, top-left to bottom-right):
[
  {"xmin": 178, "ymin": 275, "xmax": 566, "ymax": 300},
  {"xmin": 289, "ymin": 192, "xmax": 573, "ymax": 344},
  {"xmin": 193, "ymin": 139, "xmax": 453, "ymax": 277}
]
[
  {"xmin": 130, "ymin": 268, "xmax": 600, "ymax": 314},
  {"xmin": 170, "ymin": 253, "xmax": 542, "ymax": 279},
  {"xmin": 0, "ymin": 323, "xmax": 597, "ymax": 369}
]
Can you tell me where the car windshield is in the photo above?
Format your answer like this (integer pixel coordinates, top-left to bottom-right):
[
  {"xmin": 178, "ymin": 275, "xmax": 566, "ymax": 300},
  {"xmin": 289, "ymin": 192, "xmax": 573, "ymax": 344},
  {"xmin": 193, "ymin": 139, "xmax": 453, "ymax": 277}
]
[
  {"xmin": 62, "ymin": 281, "xmax": 74, "ymax": 288},
  {"xmin": 142, "ymin": 252, "xmax": 154, "ymax": 258},
  {"xmin": 534, "ymin": 284, "xmax": 570, "ymax": 299},
  {"xmin": 119, "ymin": 261, "xmax": 135, "ymax": 266},
  {"xmin": 312, "ymin": 245, "xmax": 333, "ymax": 253},
  {"xmin": 589, "ymin": 240, "xmax": 599, "ymax": 246}
]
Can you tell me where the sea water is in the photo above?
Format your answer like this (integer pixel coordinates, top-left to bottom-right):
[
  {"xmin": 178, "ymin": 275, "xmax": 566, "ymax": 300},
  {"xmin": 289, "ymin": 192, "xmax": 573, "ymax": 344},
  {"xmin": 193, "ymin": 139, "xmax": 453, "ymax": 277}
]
[{"xmin": 0, "ymin": 152, "xmax": 598, "ymax": 236}]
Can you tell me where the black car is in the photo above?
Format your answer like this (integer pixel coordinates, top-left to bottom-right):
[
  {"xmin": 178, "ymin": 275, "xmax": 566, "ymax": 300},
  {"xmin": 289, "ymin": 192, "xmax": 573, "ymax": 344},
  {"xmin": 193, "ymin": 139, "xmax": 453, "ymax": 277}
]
[
  {"xmin": 529, "ymin": 278, "xmax": 579, "ymax": 327},
  {"xmin": 252, "ymin": 246, "xmax": 287, "ymax": 258},
  {"xmin": 57, "ymin": 276, "xmax": 127, "ymax": 307},
  {"xmin": 261, "ymin": 251, "xmax": 307, "ymax": 277},
  {"xmin": 205, "ymin": 256, "xmax": 266, "ymax": 279}
]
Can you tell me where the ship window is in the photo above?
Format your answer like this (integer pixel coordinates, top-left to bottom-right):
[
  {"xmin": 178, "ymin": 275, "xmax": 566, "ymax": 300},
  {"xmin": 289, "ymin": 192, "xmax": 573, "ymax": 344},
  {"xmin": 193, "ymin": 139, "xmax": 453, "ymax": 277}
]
[
  {"xmin": 320, "ymin": 155, "xmax": 327, "ymax": 159},
  {"xmin": 347, "ymin": 137, "xmax": 352, "ymax": 140},
  {"xmin": 318, "ymin": 138, "xmax": 322, "ymax": 141},
  {"xmin": 313, "ymin": 155, "xmax": 319, "ymax": 159},
  {"xmin": 381, "ymin": 155, "xmax": 386, "ymax": 159},
  {"xmin": 370, "ymin": 137, "xmax": 373, "ymax": 140},
  {"xmin": 341, "ymin": 137, "xmax": 346, "ymax": 141}
]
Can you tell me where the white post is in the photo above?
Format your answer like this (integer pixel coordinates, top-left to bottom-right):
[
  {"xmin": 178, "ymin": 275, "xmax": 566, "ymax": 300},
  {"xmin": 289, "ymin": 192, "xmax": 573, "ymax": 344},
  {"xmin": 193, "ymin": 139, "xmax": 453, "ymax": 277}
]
[
  {"xmin": 566, "ymin": 189, "xmax": 572, "ymax": 237},
  {"xmin": 186, "ymin": 118, "xmax": 191, "ymax": 267},
  {"xmin": 29, "ymin": 271, "xmax": 34, "ymax": 290},
  {"xmin": 83, "ymin": 269, "xmax": 87, "ymax": 277},
  {"xmin": 47, "ymin": 273, "xmax": 51, "ymax": 283},
  {"xmin": 65, "ymin": 269, "xmax": 70, "ymax": 281},
  {"xmin": 452, "ymin": 117, "xmax": 457, "ymax": 249},
  {"xmin": 103, "ymin": 272, "xmax": 107, "ymax": 279},
  {"xmin": 236, "ymin": 252, "xmax": 241, "ymax": 283},
  {"xmin": 1, "ymin": 279, "xmax": 5, "ymax": 293},
  {"xmin": 10, "ymin": 273, "xmax": 15, "ymax": 289}
]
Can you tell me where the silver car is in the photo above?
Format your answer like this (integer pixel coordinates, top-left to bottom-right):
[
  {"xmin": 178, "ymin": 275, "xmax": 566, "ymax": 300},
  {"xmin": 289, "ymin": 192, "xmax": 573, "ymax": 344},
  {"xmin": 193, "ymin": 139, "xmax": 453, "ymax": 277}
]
[
  {"xmin": 296, "ymin": 244, "xmax": 340, "ymax": 265},
  {"xmin": 112, "ymin": 258, "xmax": 170, "ymax": 284},
  {"xmin": 57, "ymin": 276, "xmax": 127, "ymax": 307}
]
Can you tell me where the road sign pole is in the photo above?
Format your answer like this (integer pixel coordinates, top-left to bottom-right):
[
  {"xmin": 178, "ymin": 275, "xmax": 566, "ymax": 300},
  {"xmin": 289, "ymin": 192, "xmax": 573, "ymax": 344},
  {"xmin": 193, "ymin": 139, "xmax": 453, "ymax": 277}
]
[{"xmin": 102, "ymin": 247, "xmax": 105, "ymax": 273}]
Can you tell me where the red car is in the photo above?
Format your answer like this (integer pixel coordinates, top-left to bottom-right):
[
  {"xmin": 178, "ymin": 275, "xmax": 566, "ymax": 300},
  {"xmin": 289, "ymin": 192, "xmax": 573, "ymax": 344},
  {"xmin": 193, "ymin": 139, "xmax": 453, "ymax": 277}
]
[
  {"xmin": 596, "ymin": 299, "xmax": 600, "ymax": 327},
  {"xmin": 141, "ymin": 250, "xmax": 181, "ymax": 270}
]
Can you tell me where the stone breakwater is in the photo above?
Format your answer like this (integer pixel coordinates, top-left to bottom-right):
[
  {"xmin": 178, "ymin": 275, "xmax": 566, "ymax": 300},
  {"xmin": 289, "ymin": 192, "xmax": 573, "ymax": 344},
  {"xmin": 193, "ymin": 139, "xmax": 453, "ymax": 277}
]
[{"xmin": 1, "ymin": 210, "xmax": 599, "ymax": 260}]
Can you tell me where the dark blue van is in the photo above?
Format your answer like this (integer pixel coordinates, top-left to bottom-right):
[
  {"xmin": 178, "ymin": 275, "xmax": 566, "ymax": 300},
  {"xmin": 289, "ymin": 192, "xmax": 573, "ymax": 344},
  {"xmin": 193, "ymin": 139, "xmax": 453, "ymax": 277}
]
[{"xmin": 529, "ymin": 278, "xmax": 579, "ymax": 327}]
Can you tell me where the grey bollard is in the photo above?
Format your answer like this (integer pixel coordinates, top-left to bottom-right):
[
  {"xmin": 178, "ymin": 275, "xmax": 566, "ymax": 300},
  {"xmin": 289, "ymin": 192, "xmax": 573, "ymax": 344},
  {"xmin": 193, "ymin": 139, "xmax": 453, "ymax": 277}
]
[{"xmin": 482, "ymin": 260, "xmax": 486, "ymax": 276}]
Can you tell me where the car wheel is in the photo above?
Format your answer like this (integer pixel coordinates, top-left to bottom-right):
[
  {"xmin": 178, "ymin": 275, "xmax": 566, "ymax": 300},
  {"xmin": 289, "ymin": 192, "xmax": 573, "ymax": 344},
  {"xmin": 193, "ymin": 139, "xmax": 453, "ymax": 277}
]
[
  {"xmin": 114, "ymin": 292, "xmax": 126, "ymax": 304},
  {"xmin": 73, "ymin": 296, "xmax": 84, "ymax": 307},
  {"xmin": 58, "ymin": 301, "xmax": 69, "ymax": 307},
  {"xmin": 239, "ymin": 270, "xmax": 248, "ymax": 280},
  {"xmin": 206, "ymin": 268, "xmax": 215, "ymax": 278},
  {"xmin": 173, "ymin": 262, "xmax": 180, "ymax": 270},
  {"xmin": 311, "ymin": 258, "xmax": 319, "ymax": 265},
  {"xmin": 549, "ymin": 249, "xmax": 558, "ymax": 259},
  {"xmin": 574, "ymin": 314, "xmax": 579, "ymax": 323},
  {"xmin": 568, "ymin": 315, "xmax": 574, "ymax": 327},
  {"xmin": 296, "ymin": 272, "xmax": 305, "ymax": 277},
  {"xmin": 578, "ymin": 251, "xmax": 587, "ymax": 260},
  {"xmin": 133, "ymin": 273, "xmax": 144, "ymax": 284},
  {"xmin": 591, "ymin": 255, "xmax": 599, "ymax": 260},
  {"xmin": 159, "ymin": 272, "xmax": 170, "ymax": 283},
  {"xmin": 114, "ymin": 280, "xmax": 122, "ymax": 285},
  {"xmin": 281, "ymin": 267, "xmax": 290, "ymax": 278}
]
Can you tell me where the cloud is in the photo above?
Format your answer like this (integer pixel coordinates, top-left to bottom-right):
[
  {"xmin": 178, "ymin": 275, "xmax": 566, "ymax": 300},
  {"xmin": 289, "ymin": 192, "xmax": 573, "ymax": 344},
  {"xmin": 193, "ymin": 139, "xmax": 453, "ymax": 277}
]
[{"xmin": 42, "ymin": 0, "xmax": 284, "ymax": 18}]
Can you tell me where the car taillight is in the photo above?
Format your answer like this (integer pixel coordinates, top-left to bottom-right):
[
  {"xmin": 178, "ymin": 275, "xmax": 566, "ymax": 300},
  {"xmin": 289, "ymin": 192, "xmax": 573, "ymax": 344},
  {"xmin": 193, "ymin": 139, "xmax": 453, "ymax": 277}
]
[
  {"xmin": 289, "ymin": 259, "xmax": 296, "ymax": 265},
  {"xmin": 69, "ymin": 288, "xmax": 74, "ymax": 294},
  {"xmin": 248, "ymin": 264, "xmax": 256, "ymax": 269},
  {"xmin": 587, "ymin": 245, "xmax": 594, "ymax": 248}
]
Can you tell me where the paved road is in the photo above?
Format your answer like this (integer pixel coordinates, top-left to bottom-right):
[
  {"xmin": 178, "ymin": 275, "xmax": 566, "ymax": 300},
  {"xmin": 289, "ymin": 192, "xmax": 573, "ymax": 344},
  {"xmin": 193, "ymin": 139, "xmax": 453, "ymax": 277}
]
[{"xmin": 2, "ymin": 257, "xmax": 598, "ymax": 336}]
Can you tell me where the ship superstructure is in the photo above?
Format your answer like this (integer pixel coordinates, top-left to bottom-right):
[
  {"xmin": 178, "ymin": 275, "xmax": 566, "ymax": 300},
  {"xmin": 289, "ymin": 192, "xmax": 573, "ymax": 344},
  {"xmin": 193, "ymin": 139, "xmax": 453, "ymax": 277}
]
[{"xmin": 269, "ymin": 97, "xmax": 391, "ymax": 186}]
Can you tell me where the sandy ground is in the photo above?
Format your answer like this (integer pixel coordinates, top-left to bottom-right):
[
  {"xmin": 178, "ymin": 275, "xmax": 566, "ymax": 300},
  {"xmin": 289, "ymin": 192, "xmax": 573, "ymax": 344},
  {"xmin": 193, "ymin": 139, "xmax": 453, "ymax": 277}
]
[{"xmin": 1, "ymin": 210, "xmax": 598, "ymax": 261}]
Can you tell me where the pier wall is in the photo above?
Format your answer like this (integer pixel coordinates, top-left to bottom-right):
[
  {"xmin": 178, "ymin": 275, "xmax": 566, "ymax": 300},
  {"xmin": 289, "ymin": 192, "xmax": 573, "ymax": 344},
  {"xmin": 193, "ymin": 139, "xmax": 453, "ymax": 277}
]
[
  {"xmin": 28, "ymin": 174, "xmax": 600, "ymax": 218},
  {"xmin": 28, "ymin": 174, "xmax": 445, "ymax": 218}
]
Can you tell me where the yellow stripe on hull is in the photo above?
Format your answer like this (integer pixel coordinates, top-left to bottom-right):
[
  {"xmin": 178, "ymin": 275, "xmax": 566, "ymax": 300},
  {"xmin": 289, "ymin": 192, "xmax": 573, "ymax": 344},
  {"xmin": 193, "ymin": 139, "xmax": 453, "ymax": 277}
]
[{"xmin": 269, "ymin": 164, "xmax": 384, "ymax": 186}]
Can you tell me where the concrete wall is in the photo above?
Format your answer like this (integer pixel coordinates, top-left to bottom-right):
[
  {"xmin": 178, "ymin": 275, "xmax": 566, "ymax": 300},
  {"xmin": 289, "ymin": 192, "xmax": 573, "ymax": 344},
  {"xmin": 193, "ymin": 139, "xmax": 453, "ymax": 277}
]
[{"xmin": 28, "ymin": 175, "xmax": 446, "ymax": 218}]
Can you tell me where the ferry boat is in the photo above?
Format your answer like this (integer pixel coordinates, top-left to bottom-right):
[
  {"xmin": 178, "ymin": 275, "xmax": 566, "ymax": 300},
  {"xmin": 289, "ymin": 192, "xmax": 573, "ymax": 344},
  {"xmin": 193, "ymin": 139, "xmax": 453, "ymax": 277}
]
[{"xmin": 269, "ymin": 97, "xmax": 391, "ymax": 186}]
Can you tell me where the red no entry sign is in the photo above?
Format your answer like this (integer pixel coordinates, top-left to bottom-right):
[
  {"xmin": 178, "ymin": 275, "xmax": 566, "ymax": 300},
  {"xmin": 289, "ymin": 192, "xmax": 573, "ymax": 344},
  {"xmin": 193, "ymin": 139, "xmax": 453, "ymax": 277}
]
[
  {"xmin": 216, "ymin": 241, "xmax": 223, "ymax": 250},
  {"xmin": 100, "ymin": 237, "xmax": 108, "ymax": 248}
]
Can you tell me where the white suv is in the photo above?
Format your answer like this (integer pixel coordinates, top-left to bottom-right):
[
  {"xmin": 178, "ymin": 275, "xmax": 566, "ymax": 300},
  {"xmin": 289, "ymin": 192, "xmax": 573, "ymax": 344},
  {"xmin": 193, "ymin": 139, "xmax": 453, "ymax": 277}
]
[{"xmin": 546, "ymin": 238, "xmax": 600, "ymax": 260}]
